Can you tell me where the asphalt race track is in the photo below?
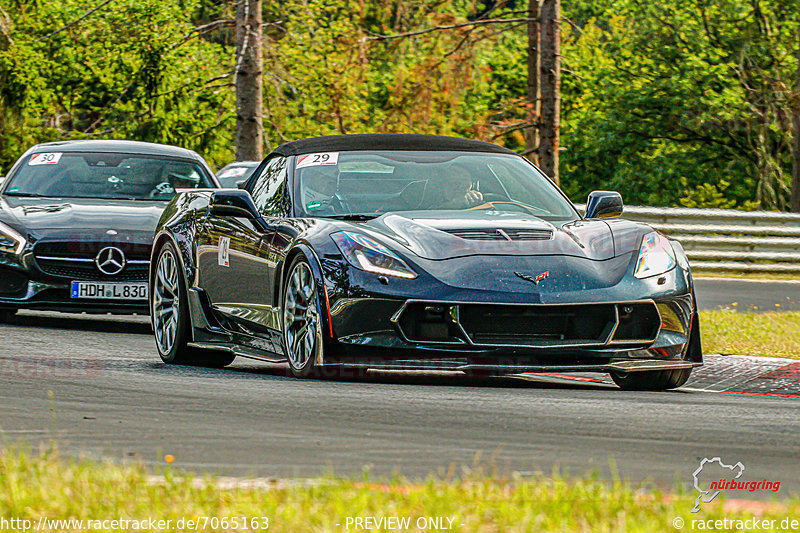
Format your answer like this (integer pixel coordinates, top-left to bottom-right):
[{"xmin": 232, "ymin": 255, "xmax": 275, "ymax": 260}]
[{"xmin": 0, "ymin": 278, "xmax": 798, "ymax": 498}]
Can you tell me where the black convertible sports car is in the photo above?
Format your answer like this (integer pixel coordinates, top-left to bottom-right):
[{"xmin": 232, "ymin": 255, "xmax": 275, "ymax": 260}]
[
  {"xmin": 150, "ymin": 134, "xmax": 701, "ymax": 390},
  {"xmin": 0, "ymin": 140, "xmax": 218, "ymax": 320}
]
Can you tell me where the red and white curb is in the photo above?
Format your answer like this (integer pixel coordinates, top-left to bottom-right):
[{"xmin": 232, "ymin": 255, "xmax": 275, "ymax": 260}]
[{"xmin": 523, "ymin": 354, "xmax": 800, "ymax": 397}]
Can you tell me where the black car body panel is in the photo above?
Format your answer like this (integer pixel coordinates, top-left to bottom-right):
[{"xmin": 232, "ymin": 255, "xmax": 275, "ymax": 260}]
[
  {"xmin": 0, "ymin": 140, "xmax": 218, "ymax": 315},
  {"xmin": 151, "ymin": 134, "xmax": 702, "ymax": 375}
]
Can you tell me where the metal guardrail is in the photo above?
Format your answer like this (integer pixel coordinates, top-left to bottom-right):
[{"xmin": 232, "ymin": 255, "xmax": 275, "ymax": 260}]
[{"xmin": 610, "ymin": 206, "xmax": 800, "ymax": 274}]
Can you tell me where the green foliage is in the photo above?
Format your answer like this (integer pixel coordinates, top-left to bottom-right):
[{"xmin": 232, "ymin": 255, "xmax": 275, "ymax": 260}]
[
  {"xmin": 261, "ymin": 1, "xmax": 498, "ymax": 147},
  {"xmin": 559, "ymin": 1, "xmax": 799, "ymax": 209},
  {"xmin": 679, "ymin": 180, "xmax": 737, "ymax": 209},
  {"xmin": 0, "ymin": 0, "xmax": 797, "ymax": 210},
  {"xmin": 0, "ymin": 0, "xmax": 235, "ymax": 171}
]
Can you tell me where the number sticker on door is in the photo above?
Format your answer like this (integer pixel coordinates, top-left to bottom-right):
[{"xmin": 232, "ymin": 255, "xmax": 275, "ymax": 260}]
[
  {"xmin": 218, "ymin": 236, "xmax": 230, "ymax": 267},
  {"xmin": 295, "ymin": 152, "xmax": 339, "ymax": 169}
]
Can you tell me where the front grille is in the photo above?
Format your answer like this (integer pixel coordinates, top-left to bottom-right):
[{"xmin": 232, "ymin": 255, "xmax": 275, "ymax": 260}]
[
  {"xmin": 394, "ymin": 301, "xmax": 661, "ymax": 348},
  {"xmin": 442, "ymin": 228, "xmax": 553, "ymax": 241},
  {"xmin": 34, "ymin": 241, "xmax": 151, "ymax": 259},
  {"xmin": 459, "ymin": 303, "xmax": 615, "ymax": 346},
  {"xmin": 33, "ymin": 241, "xmax": 150, "ymax": 281},
  {"xmin": 34, "ymin": 260, "xmax": 149, "ymax": 282}
]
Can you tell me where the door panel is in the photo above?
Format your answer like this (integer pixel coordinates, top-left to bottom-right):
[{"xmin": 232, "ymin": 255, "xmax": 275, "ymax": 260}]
[
  {"xmin": 196, "ymin": 156, "xmax": 289, "ymax": 335},
  {"xmin": 196, "ymin": 214, "xmax": 273, "ymax": 311},
  {"xmin": 247, "ymin": 156, "xmax": 289, "ymax": 315}
]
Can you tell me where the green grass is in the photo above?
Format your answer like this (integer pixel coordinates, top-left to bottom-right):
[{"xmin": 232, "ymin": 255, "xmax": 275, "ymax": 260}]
[
  {"xmin": 0, "ymin": 449, "xmax": 797, "ymax": 532},
  {"xmin": 700, "ymin": 310, "xmax": 800, "ymax": 358}
]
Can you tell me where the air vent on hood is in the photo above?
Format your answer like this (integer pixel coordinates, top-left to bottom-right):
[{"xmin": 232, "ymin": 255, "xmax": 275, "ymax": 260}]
[{"xmin": 442, "ymin": 228, "xmax": 553, "ymax": 241}]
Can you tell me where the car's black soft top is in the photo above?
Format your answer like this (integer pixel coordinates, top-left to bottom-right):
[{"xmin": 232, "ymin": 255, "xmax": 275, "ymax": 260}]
[{"xmin": 271, "ymin": 134, "xmax": 517, "ymax": 157}]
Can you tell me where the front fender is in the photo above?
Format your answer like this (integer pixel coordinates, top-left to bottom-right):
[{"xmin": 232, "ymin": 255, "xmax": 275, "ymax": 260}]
[
  {"xmin": 282, "ymin": 241, "xmax": 334, "ymax": 343},
  {"xmin": 149, "ymin": 191, "xmax": 213, "ymax": 336},
  {"xmin": 669, "ymin": 239, "xmax": 701, "ymax": 363}
]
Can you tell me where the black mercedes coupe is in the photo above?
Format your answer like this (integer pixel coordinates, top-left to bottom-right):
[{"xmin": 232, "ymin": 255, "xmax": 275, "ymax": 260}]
[
  {"xmin": 149, "ymin": 134, "xmax": 702, "ymax": 390},
  {"xmin": 0, "ymin": 140, "xmax": 218, "ymax": 320}
]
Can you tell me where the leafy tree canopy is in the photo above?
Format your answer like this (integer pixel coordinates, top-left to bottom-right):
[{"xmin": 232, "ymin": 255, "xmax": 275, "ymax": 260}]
[{"xmin": 0, "ymin": 0, "xmax": 797, "ymax": 210}]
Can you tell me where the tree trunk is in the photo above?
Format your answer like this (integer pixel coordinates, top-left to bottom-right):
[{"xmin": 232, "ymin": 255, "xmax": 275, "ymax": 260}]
[
  {"xmin": 0, "ymin": 6, "xmax": 13, "ymax": 50},
  {"xmin": 525, "ymin": 0, "xmax": 540, "ymax": 163},
  {"xmin": 539, "ymin": 0, "xmax": 561, "ymax": 184},
  {"xmin": 235, "ymin": 0, "xmax": 263, "ymax": 161},
  {"xmin": 792, "ymin": 23, "xmax": 800, "ymax": 212}
]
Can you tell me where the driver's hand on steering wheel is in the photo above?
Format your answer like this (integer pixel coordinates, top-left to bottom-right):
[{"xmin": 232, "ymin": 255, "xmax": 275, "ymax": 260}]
[{"xmin": 465, "ymin": 187, "xmax": 483, "ymax": 207}]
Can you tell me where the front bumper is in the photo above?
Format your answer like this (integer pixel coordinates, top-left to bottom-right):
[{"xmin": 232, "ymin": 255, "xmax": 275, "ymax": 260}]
[
  {"xmin": 327, "ymin": 295, "xmax": 692, "ymax": 358},
  {"xmin": 0, "ymin": 261, "xmax": 150, "ymax": 315},
  {"xmin": 321, "ymin": 258, "xmax": 699, "ymax": 372}
]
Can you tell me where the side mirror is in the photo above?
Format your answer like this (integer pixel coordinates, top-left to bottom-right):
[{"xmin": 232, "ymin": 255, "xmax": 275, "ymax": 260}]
[
  {"xmin": 210, "ymin": 189, "xmax": 270, "ymax": 231},
  {"xmin": 585, "ymin": 191, "xmax": 623, "ymax": 219},
  {"xmin": 236, "ymin": 180, "xmax": 246, "ymax": 189}
]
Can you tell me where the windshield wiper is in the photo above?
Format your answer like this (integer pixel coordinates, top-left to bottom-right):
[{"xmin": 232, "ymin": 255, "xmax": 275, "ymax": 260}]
[{"xmin": 325, "ymin": 213, "xmax": 380, "ymax": 221}]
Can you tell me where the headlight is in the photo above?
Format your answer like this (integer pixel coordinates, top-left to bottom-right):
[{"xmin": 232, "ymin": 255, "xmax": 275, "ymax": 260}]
[
  {"xmin": 0, "ymin": 221, "xmax": 25, "ymax": 255},
  {"xmin": 331, "ymin": 231, "xmax": 417, "ymax": 279},
  {"xmin": 634, "ymin": 231, "xmax": 676, "ymax": 279}
]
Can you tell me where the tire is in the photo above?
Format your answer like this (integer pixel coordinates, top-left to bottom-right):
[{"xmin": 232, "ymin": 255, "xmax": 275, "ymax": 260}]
[
  {"xmin": 151, "ymin": 242, "xmax": 235, "ymax": 368},
  {"xmin": 281, "ymin": 255, "xmax": 325, "ymax": 378},
  {"xmin": 610, "ymin": 367, "xmax": 691, "ymax": 391},
  {"xmin": 0, "ymin": 308, "xmax": 17, "ymax": 323}
]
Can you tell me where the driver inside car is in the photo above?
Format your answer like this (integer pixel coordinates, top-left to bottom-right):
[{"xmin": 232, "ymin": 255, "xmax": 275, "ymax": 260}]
[
  {"xmin": 302, "ymin": 167, "xmax": 341, "ymax": 213},
  {"xmin": 430, "ymin": 165, "xmax": 484, "ymax": 209},
  {"xmin": 151, "ymin": 166, "xmax": 201, "ymax": 198},
  {"xmin": 167, "ymin": 167, "xmax": 201, "ymax": 190}
]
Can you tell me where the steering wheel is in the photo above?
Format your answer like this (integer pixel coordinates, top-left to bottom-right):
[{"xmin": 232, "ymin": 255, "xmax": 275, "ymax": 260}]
[
  {"xmin": 330, "ymin": 192, "xmax": 352, "ymax": 213},
  {"xmin": 478, "ymin": 192, "xmax": 510, "ymax": 203}
]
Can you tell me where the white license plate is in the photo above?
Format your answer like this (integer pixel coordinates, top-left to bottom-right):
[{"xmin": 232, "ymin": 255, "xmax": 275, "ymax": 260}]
[{"xmin": 70, "ymin": 281, "xmax": 148, "ymax": 300}]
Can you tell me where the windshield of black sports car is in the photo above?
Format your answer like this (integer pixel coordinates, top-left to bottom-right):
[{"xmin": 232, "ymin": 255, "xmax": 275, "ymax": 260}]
[
  {"xmin": 294, "ymin": 151, "xmax": 578, "ymax": 221},
  {"xmin": 3, "ymin": 152, "xmax": 215, "ymax": 201}
]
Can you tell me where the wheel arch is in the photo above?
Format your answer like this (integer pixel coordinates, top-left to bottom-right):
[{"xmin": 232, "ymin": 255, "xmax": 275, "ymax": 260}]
[
  {"xmin": 150, "ymin": 230, "xmax": 197, "ymax": 338},
  {"xmin": 686, "ymin": 288, "xmax": 703, "ymax": 364},
  {"xmin": 277, "ymin": 242, "xmax": 334, "ymax": 343}
]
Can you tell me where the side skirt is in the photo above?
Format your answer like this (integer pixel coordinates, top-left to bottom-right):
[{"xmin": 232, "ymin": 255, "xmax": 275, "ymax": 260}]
[{"xmin": 187, "ymin": 341, "xmax": 285, "ymax": 364}]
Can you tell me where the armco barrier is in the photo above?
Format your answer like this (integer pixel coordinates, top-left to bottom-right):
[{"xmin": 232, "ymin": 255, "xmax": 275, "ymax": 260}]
[{"xmin": 604, "ymin": 206, "xmax": 800, "ymax": 274}]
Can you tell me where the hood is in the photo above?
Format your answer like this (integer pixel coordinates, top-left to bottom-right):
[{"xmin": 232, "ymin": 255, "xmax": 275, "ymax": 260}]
[
  {"xmin": 360, "ymin": 211, "xmax": 620, "ymax": 261},
  {"xmin": 0, "ymin": 196, "xmax": 165, "ymax": 243}
]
